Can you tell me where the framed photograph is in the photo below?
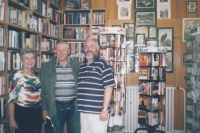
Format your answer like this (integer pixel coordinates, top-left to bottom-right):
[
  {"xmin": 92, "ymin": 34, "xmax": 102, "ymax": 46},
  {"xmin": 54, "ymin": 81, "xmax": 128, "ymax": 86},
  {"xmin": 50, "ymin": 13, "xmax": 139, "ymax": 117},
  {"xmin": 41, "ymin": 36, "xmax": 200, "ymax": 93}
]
[
  {"xmin": 118, "ymin": 4, "xmax": 131, "ymax": 20},
  {"xmin": 80, "ymin": 0, "xmax": 91, "ymax": 9},
  {"xmin": 182, "ymin": 52, "xmax": 187, "ymax": 64},
  {"xmin": 157, "ymin": 5, "xmax": 171, "ymax": 19},
  {"xmin": 166, "ymin": 51, "xmax": 173, "ymax": 73},
  {"xmin": 148, "ymin": 26, "xmax": 157, "ymax": 39},
  {"xmin": 134, "ymin": 0, "xmax": 156, "ymax": 10},
  {"xmin": 158, "ymin": 27, "xmax": 174, "ymax": 50},
  {"xmin": 187, "ymin": 0, "xmax": 197, "ymax": 13},
  {"xmin": 123, "ymin": 23, "xmax": 135, "ymax": 39},
  {"xmin": 182, "ymin": 18, "xmax": 200, "ymax": 42},
  {"xmin": 146, "ymin": 39, "xmax": 157, "ymax": 47},
  {"xmin": 157, "ymin": 0, "xmax": 170, "ymax": 5},
  {"xmin": 117, "ymin": 0, "xmax": 132, "ymax": 4},
  {"xmin": 135, "ymin": 26, "xmax": 148, "ymax": 38},
  {"xmin": 136, "ymin": 33, "xmax": 145, "ymax": 45},
  {"xmin": 135, "ymin": 11, "xmax": 156, "ymax": 26},
  {"xmin": 112, "ymin": 25, "xmax": 121, "ymax": 28}
]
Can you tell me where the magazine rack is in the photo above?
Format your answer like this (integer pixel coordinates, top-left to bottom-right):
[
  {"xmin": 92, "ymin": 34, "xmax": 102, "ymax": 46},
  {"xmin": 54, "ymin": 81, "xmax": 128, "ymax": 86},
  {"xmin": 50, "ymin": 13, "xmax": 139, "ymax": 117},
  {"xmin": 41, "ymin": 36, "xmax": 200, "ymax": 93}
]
[{"xmin": 137, "ymin": 47, "xmax": 167, "ymax": 132}]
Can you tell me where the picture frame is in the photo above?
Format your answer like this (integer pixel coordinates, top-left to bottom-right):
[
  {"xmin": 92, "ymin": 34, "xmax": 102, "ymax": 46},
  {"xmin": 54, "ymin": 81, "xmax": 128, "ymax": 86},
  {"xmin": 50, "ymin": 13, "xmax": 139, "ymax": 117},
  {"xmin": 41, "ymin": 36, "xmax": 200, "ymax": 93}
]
[
  {"xmin": 135, "ymin": 11, "xmax": 156, "ymax": 26},
  {"xmin": 157, "ymin": 0, "xmax": 170, "ymax": 6},
  {"xmin": 146, "ymin": 39, "xmax": 157, "ymax": 47},
  {"xmin": 148, "ymin": 26, "xmax": 157, "ymax": 39},
  {"xmin": 166, "ymin": 51, "xmax": 173, "ymax": 73},
  {"xmin": 123, "ymin": 23, "xmax": 135, "ymax": 40},
  {"xmin": 182, "ymin": 18, "xmax": 200, "ymax": 42},
  {"xmin": 112, "ymin": 25, "xmax": 121, "ymax": 28},
  {"xmin": 118, "ymin": 4, "xmax": 131, "ymax": 20},
  {"xmin": 158, "ymin": 27, "xmax": 174, "ymax": 51},
  {"xmin": 135, "ymin": 26, "xmax": 148, "ymax": 38},
  {"xmin": 117, "ymin": 0, "xmax": 132, "ymax": 5},
  {"xmin": 157, "ymin": 5, "xmax": 171, "ymax": 19},
  {"xmin": 134, "ymin": 0, "xmax": 156, "ymax": 11},
  {"xmin": 187, "ymin": 0, "xmax": 198, "ymax": 13},
  {"xmin": 182, "ymin": 52, "xmax": 187, "ymax": 64},
  {"xmin": 136, "ymin": 33, "xmax": 145, "ymax": 46}
]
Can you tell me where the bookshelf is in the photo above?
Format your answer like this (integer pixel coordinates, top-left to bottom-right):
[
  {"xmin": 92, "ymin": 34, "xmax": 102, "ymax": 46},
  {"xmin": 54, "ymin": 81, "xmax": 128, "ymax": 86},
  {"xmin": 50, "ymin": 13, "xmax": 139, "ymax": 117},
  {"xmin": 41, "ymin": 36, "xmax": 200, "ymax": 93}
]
[
  {"xmin": 137, "ymin": 47, "xmax": 167, "ymax": 132},
  {"xmin": 0, "ymin": 0, "xmax": 63, "ymax": 132}
]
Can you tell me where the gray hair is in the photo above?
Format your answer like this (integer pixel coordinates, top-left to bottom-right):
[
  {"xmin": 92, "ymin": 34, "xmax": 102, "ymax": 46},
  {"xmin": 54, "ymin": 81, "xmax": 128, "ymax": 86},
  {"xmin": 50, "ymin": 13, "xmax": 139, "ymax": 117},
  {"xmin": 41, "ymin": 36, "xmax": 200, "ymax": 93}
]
[
  {"xmin": 20, "ymin": 47, "xmax": 37, "ymax": 59},
  {"xmin": 56, "ymin": 41, "xmax": 70, "ymax": 49},
  {"xmin": 84, "ymin": 37, "xmax": 99, "ymax": 47}
]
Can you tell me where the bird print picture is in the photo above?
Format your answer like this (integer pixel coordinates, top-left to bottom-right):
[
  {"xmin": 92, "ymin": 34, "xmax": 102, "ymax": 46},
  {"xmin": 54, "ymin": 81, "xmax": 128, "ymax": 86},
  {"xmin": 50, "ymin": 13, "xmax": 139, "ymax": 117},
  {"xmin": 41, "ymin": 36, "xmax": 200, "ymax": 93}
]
[{"xmin": 158, "ymin": 28, "xmax": 173, "ymax": 50}]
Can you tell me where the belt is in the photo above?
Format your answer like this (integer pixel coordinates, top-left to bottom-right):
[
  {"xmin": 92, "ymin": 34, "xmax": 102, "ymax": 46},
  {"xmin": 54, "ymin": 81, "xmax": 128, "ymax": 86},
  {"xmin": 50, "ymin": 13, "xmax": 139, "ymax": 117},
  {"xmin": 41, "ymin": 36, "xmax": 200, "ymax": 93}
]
[{"xmin": 56, "ymin": 100, "xmax": 74, "ymax": 105}]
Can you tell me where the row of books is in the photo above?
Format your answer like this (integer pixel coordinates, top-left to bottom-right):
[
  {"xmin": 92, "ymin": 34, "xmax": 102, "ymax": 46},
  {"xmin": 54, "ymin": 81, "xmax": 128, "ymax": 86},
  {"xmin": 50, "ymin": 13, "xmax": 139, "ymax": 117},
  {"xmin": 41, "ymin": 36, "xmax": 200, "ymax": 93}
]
[
  {"xmin": 0, "ymin": 51, "xmax": 5, "ymax": 71},
  {"xmin": 139, "ymin": 53, "xmax": 166, "ymax": 67},
  {"xmin": 68, "ymin": 42, "xmax": 84, "ymax": 55},
  {"xmin": 11, "ymin": 0, "xmax": 30, "ymax": 7},
  {"xmin": 0, "ymin": 76, "xmax": 5, "ymax": 96},
  {"xmin": 99, "ymin": 34, "xmax": 126, "ymax": 49},
  {"xmin": 42, "ymin": 53, "xmax": 54, "ymax": 64},
  {"xmin": 112, "ymin": 87, "xmax": 126, "ymax": 102},
  {"xmin": 63, "ymin": 27, "xmax": 90, "ymax": 39},
  {"xmin": 8, "ymin": 6, "xmax": 61, "ymax": 38},
  {"xmin": 138, "ymin": 110, "xmax": 165, "ymax": 126},
  {"xmin": 92, "ymin": 12, "xmax": 106, "ymax": 24},
  {"xmin": 47, "ymin": 8, "xmax": 62, "ymax": 23},
  {"xmin": 110, "ymin": 101, "xmax": 125, "ymax": 115},
  {"xmin": 139, "ymin": 96, "xmax": 165, "ymax": 111},
  {"xmin": 99, "ymin": 48, "xmax": 126, "ymax": 62},
  {"xmin": 138, "ymin": 81, "xmax": 166, "ymax": 96},
  {"xmin": 41, "ymin": 38, "xmax": 57, "ymax": 52},
  {"xmin": 114, "ymin": 75, "xmax": 126, "ymax": 89},
  {"xmin": 92, "ymin": 26, "xmax": 102, "ymax": 39},
  {"xmin": 139, "ymin": 67, "xmax": 166, "ymax": 80},
  {"xmin": 63, "ymin": 12, "xmax": 90, "ymax": 24}
]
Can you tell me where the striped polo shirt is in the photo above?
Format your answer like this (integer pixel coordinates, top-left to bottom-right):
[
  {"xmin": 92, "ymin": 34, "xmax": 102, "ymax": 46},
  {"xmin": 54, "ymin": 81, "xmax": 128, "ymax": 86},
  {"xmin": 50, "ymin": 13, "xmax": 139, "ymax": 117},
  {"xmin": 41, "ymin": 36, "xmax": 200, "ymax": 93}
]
[{"xmin": 77, "ymin": 56, "xmax": 115, "ymax": 114}]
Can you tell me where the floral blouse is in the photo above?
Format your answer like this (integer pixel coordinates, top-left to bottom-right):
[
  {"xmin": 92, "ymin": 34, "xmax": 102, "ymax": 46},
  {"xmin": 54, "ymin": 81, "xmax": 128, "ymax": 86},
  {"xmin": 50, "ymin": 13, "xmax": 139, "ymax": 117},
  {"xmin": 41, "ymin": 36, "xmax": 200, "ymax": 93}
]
[{"xmin": 8, "ymin": 70, "xmax": 41, "ymax": 108}]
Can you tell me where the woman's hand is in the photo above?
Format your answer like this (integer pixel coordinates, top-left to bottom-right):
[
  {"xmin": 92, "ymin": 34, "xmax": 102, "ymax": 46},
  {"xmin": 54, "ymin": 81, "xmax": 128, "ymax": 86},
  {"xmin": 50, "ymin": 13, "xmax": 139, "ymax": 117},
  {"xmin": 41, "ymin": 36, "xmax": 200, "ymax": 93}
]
[{"xmin": 9, "ymin": 119, "xmax": 18, "ymax": 129}]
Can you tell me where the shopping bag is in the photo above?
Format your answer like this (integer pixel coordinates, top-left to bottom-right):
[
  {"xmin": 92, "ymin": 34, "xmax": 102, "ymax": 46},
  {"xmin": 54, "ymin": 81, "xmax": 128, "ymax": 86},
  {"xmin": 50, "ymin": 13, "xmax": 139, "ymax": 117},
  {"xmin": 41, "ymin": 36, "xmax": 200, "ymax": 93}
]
[{"xmin": 42, "ymin": 116, "xmax": 54, "ymax": 133}]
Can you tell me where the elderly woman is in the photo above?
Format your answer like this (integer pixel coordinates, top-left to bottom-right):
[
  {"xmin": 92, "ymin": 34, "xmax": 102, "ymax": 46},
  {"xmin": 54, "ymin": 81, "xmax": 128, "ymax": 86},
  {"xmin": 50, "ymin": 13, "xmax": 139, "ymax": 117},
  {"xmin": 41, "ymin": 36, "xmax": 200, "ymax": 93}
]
[{"xmin": 8, "ymin": 48, "xmax": 43, "ymax": 133}]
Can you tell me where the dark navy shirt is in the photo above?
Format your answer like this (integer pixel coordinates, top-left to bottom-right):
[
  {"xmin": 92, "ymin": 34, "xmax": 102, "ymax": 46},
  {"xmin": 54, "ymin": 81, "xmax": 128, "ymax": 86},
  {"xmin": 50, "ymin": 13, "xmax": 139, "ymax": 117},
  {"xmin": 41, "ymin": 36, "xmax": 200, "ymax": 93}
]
[{"xmin": 77, "ymin": 56, "xmax": 115, "ymax": 114}]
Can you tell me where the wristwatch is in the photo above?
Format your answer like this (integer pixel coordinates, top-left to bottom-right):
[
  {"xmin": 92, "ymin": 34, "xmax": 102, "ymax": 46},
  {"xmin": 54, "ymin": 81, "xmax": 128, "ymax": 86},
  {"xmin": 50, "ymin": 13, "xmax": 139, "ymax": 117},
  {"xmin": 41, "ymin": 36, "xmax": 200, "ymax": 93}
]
[{"xmin": 102, "ymin": 107, "xmax": 108, "ymax": 110}]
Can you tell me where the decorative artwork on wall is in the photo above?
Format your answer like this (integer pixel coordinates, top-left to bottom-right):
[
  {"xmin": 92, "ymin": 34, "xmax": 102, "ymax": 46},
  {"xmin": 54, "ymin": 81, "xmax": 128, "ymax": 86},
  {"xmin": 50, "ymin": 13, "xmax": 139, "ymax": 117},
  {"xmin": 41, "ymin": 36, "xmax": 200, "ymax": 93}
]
[
  {"xmin": 135, "ymin": 26, "xmax": 148, "ymax": 38},
  {"xmin": 135, "ymin": 11, "xmax": 156, "ymax": 26},
  {"xmin": 182, "ymin": 18, "xmax": 200, "ymax": 42},
  {"xmin": 157, "ymin": 0, "xmax": 170, "ymax": 6},
  {"xmin": 187, "ymin": 0, "xmax": 197, "ymax": 14},
  {"xmin": 158, "ymin": 27, "xmax": 173, "ymax": 51},
  {"xmin": 123, "ymin": 23, "xmax": 135, "ymax": 40},
  {"xmin": 118, "ymin": 4, "xmax": 131, "ymax": 20},
  {"xmin": 136, "ymin": 33, "xmax": 145, "ymax": 46},
  {"xmin": 134, "ymin": 0, "xmax": 156, "ymax": 10},
  {"xmin": 157, "ymin": 5, "xmax": 171, "ymax": 19},
  {"xmin": 148, "ymin": 26, "xmax": 157, "ymax": 39},
  {"xmin": 166, "ymin": 51, "xmax": 173, "ymax": 73},
  {"xmin": 146, "ymin": 39, "xmax": 157, "ymax": 47},
  {"xmin": 117, "ymin": 0, "xmax": 132, "ymax": 4}
]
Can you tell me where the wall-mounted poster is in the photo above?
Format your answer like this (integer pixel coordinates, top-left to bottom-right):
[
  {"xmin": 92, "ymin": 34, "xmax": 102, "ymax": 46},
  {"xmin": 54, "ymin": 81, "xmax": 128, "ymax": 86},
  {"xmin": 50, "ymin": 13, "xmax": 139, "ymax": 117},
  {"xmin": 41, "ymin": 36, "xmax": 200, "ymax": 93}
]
[
  {"xmin": 157, "ymin": 6, "xmax": 171, "ymax": 19},
  {"xmin": 118, "ymin": 4, "xmax": 131, "ymax": 20},
  {"xmin": 135, "ymin": 11, "xmax": 156, "ymax": 26},
  {"xmin": 158, "ymin": 27, "xmax": 173, "ymax": 51},
  {"xmin": 134, "ymin": 0, "xmax": 156, "ymax": 10}
]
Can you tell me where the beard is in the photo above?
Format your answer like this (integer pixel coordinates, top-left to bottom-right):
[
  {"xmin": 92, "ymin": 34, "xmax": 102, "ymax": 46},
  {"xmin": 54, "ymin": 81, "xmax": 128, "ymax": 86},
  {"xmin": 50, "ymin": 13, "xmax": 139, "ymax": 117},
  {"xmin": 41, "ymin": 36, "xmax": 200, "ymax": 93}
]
[{"xmin": 85, "ymin": 51, "xmax": 97, "ymax": 60}]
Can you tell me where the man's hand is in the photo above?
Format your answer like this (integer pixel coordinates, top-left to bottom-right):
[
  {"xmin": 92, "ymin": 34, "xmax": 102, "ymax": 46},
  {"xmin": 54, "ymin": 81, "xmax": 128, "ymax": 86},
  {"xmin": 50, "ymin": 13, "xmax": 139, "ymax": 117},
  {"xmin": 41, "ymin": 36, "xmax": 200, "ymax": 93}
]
[
  {"xmin": 100, "ymin": 110, "xmax": 108, "ymax": 121},
  {"xmin": 42, "ymin": 110, "xmax": 48, "ymax": 120}
]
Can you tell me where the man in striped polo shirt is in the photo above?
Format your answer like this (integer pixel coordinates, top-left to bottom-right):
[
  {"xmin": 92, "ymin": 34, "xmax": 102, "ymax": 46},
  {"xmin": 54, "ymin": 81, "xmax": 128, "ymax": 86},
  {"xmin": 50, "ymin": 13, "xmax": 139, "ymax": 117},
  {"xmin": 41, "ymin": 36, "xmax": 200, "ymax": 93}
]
[{"xmin": 77, "ymin": 37, "xmax": 115, "ymax": 133}]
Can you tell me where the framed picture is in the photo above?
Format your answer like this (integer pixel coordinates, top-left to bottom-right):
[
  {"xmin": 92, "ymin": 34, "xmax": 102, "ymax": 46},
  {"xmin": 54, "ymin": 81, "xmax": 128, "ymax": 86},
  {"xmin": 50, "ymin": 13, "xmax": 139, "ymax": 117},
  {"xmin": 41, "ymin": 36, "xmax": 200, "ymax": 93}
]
[
  {"xmin": 157, "ymin": 5, "xmax": 171, "ymax": 19},
  {"xmin": 158, "ymin": 27, "xmax": 174, "ymax": 50},
  {"xmin": 123, "ymin": 23, "xmax": 135, "ymax": 39},
  {"xmin": 135, "ymin": 11, "xmax": 156, "ymax": 26},
  {"xmin": 118, "ymin": 4, "xmax": 131, "ymax": 20},
  {"xmin": 182, "ymin": 52, "xmax": 187, "ymax": 64},
  {"xmin": 117, "ymin": 0, "xmax": 132, "ymax": 4},
  {"xmin": 166, "ymin": 51, "xmax": 173, "ymax": 73},
  {"xmin": 187, "ymin": 0, "xmax": 197, "ymax": 13},
  {"xmin": 136, "ymin": 33, "xmax": 145, "ymax": 45},
  {"xmin": 112, "ymin": 25, "xmax": 121, "ymax": 28},
  {"xmin": 134, "ymin": 0, "xmax": 156, "ymax": 10},
  {"xmin": 148, "ymin": 26, "xmax": 157, "ymax": 39},
  {"xmin": 135, "ymin": 26, "xmax": 148, "ymax": 38},
  {"xmin": 157, "ymin": 0, "xmax": 170, "ymax": 5},
  {"xmin": 146, "ymin": 39, "xmax": 157, "ymax": 47},
  {"xmin": 182, "ymin": 18, "xmax": 200, "ymax": 42}
]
